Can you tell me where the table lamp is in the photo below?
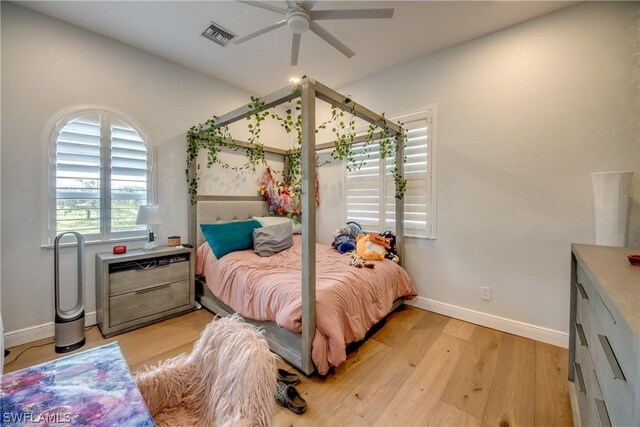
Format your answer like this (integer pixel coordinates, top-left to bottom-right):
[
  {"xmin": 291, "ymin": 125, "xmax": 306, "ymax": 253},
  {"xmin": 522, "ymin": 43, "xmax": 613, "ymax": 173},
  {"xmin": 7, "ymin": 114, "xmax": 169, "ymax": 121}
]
[{"xmin": 136, "ymin": 204, "xmax": 162, "ymax": 250}]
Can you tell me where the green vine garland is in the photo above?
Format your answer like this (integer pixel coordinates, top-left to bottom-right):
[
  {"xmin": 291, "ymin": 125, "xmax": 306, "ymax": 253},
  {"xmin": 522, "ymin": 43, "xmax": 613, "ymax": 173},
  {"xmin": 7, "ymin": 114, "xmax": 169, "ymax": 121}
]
[{"xmin": 186, "ymin": 94, "xmax": 408, "ymax": 205}]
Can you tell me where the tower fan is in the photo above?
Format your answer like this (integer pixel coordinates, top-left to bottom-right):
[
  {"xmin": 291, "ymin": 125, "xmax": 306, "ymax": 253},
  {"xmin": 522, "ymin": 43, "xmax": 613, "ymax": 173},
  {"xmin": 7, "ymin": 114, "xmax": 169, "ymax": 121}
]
[{"xmin": 53, "ymin": 232, "xmax": 86, "ymax": 353}]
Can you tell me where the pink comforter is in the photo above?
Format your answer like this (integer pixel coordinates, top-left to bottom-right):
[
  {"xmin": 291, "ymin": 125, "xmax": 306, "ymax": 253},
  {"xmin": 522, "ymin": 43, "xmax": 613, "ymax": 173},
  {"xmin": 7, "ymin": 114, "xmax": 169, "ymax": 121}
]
[{"xmin": 196, "ymin": 236, "xmax": 416, "ymax": 374}]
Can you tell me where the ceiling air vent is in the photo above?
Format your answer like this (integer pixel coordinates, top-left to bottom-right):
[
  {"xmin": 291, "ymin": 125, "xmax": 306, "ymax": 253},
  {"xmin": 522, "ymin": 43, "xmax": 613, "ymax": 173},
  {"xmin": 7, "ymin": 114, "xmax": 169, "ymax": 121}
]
[{"xmin": 202, "ymin": 22, "xmax": 236, "ymax": 47}]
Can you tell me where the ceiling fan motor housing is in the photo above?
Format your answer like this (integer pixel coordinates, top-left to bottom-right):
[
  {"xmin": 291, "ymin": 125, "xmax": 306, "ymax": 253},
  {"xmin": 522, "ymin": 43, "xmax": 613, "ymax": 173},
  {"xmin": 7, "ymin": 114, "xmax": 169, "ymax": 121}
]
[{"xmin": 287, "ymin": 8, "xmax": 310, "ymax": 34}]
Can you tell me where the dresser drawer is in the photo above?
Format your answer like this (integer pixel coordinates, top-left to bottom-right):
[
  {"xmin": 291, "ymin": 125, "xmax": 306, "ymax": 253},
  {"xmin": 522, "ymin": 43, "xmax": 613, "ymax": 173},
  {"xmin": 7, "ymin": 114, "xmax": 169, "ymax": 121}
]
[
  {"xmin": 576, "ymin": 284, "xmax": 593, "ymax": 335},
  {"xmin": 575, "ymin": 308, "xmax": 593, "ymax": 353},
  {"xmin": 592, "ymin": 396, "xmax": 613, "ymax": 427},
  {"xmin": 576, "ymin": 342, "xmax": 615, "ymax": 427},
  {"xmin": 596, "ymin": 293, "xmax": 639, "ymax": 364},
  {"xmin": 109, "ymin": 261, "xmax": 189, "ymax": 296},
  {"xmin": 583, "ymin": 355, "xmax": 613, "ymax": 427},
  {"xmin": 576, "ymin": 264, "xmax": 596, "ymax": 309},
  {"xmin": 595, "ymin": 295, "xmax": 639, "ymax": 382},
  {"xmin": 592, "ymin": 332, "xmax": 637, "ymax": 427},
  {"xmin": 574, "ymin": 342, "xmax": 593, "ymax": 427},
  {"xmin": 109, "ymin": 280, "xmax": 190, "ymax": 326}
]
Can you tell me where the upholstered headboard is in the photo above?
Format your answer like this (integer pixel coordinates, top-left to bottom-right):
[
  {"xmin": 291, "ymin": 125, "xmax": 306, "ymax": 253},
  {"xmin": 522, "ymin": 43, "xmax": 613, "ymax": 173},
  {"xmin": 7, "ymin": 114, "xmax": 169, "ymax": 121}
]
[{"xmin": 196, "ymin": 196, "xmax": 269, "ymax": 247}]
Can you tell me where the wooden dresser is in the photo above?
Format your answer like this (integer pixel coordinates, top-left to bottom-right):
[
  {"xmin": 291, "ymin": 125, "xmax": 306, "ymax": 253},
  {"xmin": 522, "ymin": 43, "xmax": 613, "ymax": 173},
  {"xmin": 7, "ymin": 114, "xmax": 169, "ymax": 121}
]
[
  {"xmin": 96, "ymin": 246, "xmax": 195, "ymax": 337},
  {"xmin": 569, "ymin": 244, "xmax": 639, "ymax": 427}
]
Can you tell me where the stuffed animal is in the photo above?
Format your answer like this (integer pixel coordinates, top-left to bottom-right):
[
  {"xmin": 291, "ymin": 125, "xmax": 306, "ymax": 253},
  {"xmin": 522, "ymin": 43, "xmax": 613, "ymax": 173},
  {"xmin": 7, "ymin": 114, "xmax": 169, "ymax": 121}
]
[
  {"xmin": 381, "ymin": 231, "xmax": 400, "ymax": 263},
  {"xmin": 333, "ymin": 235, "xmax": 356, "ymax": 254},
  {"xmin": 331, "ymin": 221, "xmax": 363, "ymax": 254},
  {"xmin": 355, "ymin": 234, "xmax": 387, "ymax": 261},
  {"xmin": 346, "ymin": 221, "xmax": 363, "ymax": 237},
  {"xmin": 334, "ymin": 226, "xmax": 352, "ymax": 238},
  {"xmin": 350, "ymin": 253, "xmax": 374, "ymax": 269}
]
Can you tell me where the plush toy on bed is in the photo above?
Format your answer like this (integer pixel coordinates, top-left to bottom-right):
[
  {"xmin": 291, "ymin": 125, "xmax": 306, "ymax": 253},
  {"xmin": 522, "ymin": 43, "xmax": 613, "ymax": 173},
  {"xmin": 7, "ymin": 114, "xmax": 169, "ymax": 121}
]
[
  {"xmin": 331, "ymin": 221, "xmax": 363, "ymax": 254},
  {"xmin": 346, "ymin": 221, "xmax": 363, "ymax": 237},
  {"xmin": 355, "ymin": 233, "xmax": 391, "ymax": 261},
  {"xmin": 381, "ymin": 231, "xmax": 400, "ymax": 263}
]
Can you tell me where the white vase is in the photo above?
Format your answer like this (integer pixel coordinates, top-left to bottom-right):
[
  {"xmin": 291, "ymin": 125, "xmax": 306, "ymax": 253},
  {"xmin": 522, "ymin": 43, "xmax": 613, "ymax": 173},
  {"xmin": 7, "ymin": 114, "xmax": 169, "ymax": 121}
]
[{"xmin": 591, "ymin": 171, "xmax": 634, "ymax": 247}]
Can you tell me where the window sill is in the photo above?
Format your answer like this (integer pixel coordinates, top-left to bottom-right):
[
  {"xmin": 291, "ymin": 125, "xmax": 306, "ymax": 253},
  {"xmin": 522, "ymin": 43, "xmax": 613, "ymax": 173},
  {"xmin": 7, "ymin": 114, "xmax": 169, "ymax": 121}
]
[{"xmin": 41, "ymin": 236, "xmax": 147, "ymax": 250}]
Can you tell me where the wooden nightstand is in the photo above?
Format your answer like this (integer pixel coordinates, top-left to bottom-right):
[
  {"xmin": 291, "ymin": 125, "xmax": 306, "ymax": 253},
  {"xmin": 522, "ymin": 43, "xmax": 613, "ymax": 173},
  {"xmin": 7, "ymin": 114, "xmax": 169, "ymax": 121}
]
[{"xmin": 96, "ymin": 246, "xmax": 195, "ymax": 337}]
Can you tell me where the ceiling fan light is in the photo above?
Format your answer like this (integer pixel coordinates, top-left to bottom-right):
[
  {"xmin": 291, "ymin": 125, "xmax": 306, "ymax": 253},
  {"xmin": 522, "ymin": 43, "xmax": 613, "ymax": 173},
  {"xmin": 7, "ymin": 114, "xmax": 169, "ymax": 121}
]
[
  {"xmin": 287, "ymin": 10, "xmax": 310, "ymax": 34},
  {"xmin": 288, "ymin": 15, "xmax": 309, "ymax": 33}
]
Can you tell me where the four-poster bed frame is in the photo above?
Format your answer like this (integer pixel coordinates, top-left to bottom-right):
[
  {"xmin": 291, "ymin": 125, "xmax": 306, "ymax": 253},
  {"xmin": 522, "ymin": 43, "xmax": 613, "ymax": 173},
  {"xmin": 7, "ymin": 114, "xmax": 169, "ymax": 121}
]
[{"xmin": 188, "ymin": 77, "xmax": 405, "ymax": 375}]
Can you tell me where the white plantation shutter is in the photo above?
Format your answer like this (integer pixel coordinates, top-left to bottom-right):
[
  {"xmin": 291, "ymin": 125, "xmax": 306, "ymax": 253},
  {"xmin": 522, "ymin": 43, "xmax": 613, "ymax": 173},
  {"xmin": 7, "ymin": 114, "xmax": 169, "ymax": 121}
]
[
  {"xmin": 346, "ymin": 110, "xmax": 435, "ymax": 238},
  {"xmin": 345, "ymin": 142, "xmax": 383, "ymax": 231},
  {"xmin": 110, "ymin": 119, "xmax": 148, "ymax": 235},
  {"xmin": 55, "ymin": 114, "xmax": 102, "ymax": 237},
  {"xmin": 50, "ymin": 110, "xmax": 151, "ymax": 243},
  {"xmin": 384, "ymin": 117, "xmax": 431, "ymax": 238}
]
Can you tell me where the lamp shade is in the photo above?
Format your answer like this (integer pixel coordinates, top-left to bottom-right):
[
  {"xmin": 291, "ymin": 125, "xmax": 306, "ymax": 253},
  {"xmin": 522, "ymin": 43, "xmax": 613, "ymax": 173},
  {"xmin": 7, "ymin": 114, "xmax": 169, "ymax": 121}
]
[{"xmin": 136, "ymin": 205, "xmax": 162, "ymax": 225}]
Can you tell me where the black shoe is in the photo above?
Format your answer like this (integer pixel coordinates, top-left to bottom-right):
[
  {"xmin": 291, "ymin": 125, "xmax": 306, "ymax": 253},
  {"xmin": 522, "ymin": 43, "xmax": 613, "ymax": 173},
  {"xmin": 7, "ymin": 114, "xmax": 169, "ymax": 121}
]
[
  {"xmin": 275, "ymin": 382, "xmax": 307, "ymax": 414},
  {"xmin": 277, "ymin": 368, "xmax": 300, "ymax": 385}
]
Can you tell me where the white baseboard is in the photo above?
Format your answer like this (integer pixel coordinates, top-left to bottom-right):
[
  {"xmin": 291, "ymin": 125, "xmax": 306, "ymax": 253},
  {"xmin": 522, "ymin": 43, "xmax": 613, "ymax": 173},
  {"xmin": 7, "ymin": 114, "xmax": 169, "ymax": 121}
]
[
  {"xmin": 406, "ymin": 296, "xmax": 568, "ymax": 348},
  {"xmin": 4, "ymin": 312, "xmax": 97, "ymax": 349},
  {"xmin": 5, "ymin": 300, "xmax": 569, "ymax": 349}
]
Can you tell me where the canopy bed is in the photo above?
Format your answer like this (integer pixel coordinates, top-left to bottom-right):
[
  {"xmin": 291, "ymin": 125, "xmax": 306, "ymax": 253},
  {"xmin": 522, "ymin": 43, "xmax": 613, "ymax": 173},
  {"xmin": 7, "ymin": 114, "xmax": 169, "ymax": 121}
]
[{"xmin": 187, "ymin": 77, "xmax": 413, "ymax": 375}]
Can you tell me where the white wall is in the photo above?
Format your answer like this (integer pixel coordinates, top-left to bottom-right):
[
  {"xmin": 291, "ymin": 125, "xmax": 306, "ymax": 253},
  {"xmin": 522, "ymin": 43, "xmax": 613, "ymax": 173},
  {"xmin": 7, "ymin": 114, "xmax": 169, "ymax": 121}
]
[
  {"xmin": 0, "ymin": 3, "xmax": 272, "ymax": 340},
  {"xmin": 2, "ymin": 2, "xmax": 638, "ymax": 348},
  {"xmin": 319, "ymin": 2, "xmax": 640, "ymax": 341}
]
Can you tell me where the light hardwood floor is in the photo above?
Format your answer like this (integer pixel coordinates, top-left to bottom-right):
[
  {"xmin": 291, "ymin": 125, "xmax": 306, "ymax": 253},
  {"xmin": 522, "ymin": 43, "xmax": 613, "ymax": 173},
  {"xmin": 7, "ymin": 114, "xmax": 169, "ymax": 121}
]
[{"xmin": 4, "ymin": 307, "xmax": 572, "ymax": 426}]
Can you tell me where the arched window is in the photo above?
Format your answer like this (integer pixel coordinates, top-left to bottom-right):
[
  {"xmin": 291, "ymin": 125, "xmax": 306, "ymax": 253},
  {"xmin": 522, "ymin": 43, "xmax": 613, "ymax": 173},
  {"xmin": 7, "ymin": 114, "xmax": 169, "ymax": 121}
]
[{"xmin": 46, "ymin": 109, "xmax": 154, "ymax": 244}]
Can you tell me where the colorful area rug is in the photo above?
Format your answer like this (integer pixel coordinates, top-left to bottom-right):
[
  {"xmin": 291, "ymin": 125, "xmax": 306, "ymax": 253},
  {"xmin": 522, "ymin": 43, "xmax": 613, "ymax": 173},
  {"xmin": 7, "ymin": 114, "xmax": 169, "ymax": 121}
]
[{"xmin": 1, "ymin": 342, "xmax": 155, "ymax": 426}]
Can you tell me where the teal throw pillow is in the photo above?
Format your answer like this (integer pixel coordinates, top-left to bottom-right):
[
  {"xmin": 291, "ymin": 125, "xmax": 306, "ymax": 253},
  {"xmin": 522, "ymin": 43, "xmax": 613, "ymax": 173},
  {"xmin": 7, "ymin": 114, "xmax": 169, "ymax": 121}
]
[{"xmin": 201, "ymin": 220, "xmax": 262, "ymax": 259}]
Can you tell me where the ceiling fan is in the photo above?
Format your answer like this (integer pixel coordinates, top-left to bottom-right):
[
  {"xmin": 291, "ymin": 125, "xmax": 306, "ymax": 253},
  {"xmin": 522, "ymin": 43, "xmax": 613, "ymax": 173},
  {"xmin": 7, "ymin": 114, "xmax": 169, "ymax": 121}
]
[{"xmin": 234, "ymin": 1, "xmax": 394, "ymax": 66}]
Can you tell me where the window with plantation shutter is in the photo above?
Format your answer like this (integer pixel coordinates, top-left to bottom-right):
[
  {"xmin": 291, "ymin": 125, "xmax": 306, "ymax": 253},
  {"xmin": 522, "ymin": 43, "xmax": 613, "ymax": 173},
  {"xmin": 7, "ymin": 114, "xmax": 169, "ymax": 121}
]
[
  {"xmin": 345, "ymin": 141, "xmax": 384, "ymax": 232},
  {"xmin": 346, "ymin": 109, "xmax": 436, "ymax": 239},
  {"xmin": 110, "ymin": 119, "xmax": 150, "ymax": 234},
  {"xmin": 47, "ymin": 109, "xmax": 153, "ymax": 244}
]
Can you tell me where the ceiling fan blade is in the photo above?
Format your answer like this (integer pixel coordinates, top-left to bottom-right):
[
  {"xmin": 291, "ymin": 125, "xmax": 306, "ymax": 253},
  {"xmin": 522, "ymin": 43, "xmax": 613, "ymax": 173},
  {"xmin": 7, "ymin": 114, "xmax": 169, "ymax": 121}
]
[
  {"xmin": 237, "ymin": 1, "xmax": 287, "ymax": 15},
  {"xmin": 233, "ymin": 20, "xmax": 287, "ymax": 44},
  {"xmin": 309, "ymin": 21, "xmax": 355, "ymax": 59},
  {"xmin": 301, "ymin": 1, "xmax": 318, "ymax": 10},
  {"xmin": 285, "ymin": 0, "xmax": 297, "ymax": 8},
  {"xmin": 310, "ymin": 9, "xmax": 394, "ymax": 20},
  {"xmin": 291, "ymin": 33, "xmax": 301, "ymax": 66}
]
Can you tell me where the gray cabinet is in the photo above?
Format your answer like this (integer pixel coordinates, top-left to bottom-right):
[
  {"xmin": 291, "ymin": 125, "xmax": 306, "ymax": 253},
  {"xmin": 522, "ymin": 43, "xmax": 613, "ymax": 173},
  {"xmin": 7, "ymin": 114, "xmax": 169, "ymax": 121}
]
[
  {"xmin": 96, "ymin": 246, "xmax": 195, "ymax": 337},
  {"xmin": 569, "ymin": 244, "xmax": 639, "ymax": 427}
]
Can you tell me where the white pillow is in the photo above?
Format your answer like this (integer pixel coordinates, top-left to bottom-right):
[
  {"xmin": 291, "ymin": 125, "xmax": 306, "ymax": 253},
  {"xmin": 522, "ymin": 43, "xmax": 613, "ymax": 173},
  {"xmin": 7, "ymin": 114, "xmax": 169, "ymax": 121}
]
[{"xmin": 253, "ymin": 216, "xmax": 302, "ymax": 234}]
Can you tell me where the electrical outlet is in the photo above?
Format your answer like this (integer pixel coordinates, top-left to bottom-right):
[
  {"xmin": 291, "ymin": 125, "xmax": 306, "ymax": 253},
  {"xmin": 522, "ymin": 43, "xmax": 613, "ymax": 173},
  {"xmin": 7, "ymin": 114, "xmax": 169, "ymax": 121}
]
[{"xmin": 481, "ymin": 286, "xmax": 491, "ymax": 301}]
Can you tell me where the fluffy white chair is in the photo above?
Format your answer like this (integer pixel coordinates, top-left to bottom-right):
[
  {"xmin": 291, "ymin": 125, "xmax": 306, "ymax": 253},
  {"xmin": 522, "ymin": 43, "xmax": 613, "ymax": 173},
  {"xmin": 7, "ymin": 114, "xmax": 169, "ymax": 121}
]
[{"xmin": 135, "ymin": 314, "xmax": 278, "ymax": 427}]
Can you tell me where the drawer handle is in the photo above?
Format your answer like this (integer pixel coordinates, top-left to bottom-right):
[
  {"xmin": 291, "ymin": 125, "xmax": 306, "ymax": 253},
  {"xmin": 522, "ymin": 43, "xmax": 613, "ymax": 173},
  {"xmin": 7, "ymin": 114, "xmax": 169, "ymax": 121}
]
[
  {"xmin": 574, "ymin": 363, "xmax": 586, "ymax": 393},
  {"xmin": 575, "ymin": 282, "xmax": 588, "ymax": 299},
  {"xmin": 597, "ymin": 334, "xmax": 626, "ymax": 381},
  {"xmin": 135, "ymin": 283, "xmax": 171, "ymax": 294},
  {"xmin": 575, "ymin": 322, "xmax": 588, "ymax": 347},
  {"xmin": 594, "ymin": 398, "xmax": 612, "ymax": 427}
]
